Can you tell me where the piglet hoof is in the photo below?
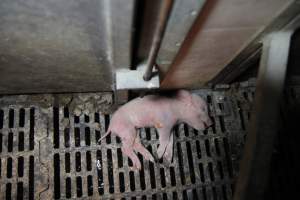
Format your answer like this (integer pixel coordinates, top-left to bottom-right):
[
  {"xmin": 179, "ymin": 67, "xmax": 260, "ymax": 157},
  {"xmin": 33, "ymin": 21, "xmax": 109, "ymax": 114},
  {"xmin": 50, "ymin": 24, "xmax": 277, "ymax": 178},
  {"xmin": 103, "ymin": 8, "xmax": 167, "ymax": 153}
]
[
  {"xmin": 157, "ymin": 145, "xmax": 167, "ymax": 159},
  {"xmin": 163, "ymin": 152, "xmax": 173, "ymax": 164},
  {"xmin": 129, "ymin": 158, "xmax": 142, "ymax": 171},
  {"xmin": 130, "ymin": 163, "xmax": 142, "ymax": 171},
  {"xmin": 133, "ymin": 160, "xmax": 142, "ymax": 171},
  {"xmin": 142, "ymin": 153, "xmax": 155, "ymax": 163},
  {"xmin": 163, "ymin": 159, "xmax": 172, "ymax": 167},
  {"xmin": 157, "ymin": 157, "xmax": 171, "ymax": 168}
]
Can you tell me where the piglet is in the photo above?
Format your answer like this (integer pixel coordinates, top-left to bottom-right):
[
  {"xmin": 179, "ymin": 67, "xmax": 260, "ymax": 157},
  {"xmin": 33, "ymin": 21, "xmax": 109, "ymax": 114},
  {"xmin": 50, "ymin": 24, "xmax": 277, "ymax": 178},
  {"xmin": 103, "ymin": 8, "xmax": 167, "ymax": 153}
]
[{"xmin": 99, "ymin": 90, "xmax": 212, "ymax": 170}]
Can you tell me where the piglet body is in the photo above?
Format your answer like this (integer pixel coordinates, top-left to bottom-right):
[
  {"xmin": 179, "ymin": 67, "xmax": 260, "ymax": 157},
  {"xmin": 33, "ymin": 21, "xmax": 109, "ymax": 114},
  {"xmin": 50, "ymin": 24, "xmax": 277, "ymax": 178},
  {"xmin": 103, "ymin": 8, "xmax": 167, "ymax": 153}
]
[{"xmin": 100, "ymin": 90, "xmax": 212, "ymax": 169}]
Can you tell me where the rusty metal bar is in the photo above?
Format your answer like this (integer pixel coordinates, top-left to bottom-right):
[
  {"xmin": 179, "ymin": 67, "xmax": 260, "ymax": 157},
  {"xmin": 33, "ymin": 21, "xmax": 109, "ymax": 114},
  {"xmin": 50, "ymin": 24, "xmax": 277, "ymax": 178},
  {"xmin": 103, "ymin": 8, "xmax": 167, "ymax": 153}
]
[{"xmin": 143, "ymin": 0, "xmax": 174, "ymax": 81}]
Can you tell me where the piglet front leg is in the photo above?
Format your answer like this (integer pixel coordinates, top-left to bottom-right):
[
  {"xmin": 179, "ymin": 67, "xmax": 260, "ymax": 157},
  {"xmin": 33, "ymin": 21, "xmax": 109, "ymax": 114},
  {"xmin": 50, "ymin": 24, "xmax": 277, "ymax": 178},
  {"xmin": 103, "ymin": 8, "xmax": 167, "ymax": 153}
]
[
  {"xmin": 121, "ymin": 131, "xmax": 155, "ymax": 170},
  {"xmin": 122, "ymin": 144, "xmax": 141, "ymax": 170},
  {"xmin": 163, "ymin": 133, "xmax": 174, "ymax": 163},
  {"xmin": 133, "ymin": 136, "xmax": 155, "ymax": 163},
  {"xmin": 157, "ymin": 126, "xmax": 172, "ymax": 159}
]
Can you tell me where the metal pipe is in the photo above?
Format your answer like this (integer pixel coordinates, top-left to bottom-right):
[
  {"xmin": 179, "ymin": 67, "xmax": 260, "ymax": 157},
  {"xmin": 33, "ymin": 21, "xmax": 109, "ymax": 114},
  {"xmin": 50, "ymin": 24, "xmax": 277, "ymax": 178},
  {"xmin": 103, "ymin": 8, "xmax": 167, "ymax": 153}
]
[{"xmin": 143, "ymin": 0, "xmax": 173, "ymax": 81}]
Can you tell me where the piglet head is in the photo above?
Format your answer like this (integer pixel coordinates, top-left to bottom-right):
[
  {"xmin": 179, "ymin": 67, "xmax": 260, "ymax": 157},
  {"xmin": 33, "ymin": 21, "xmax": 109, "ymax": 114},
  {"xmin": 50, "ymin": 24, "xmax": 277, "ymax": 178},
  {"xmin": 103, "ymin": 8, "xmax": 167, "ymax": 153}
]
[{"xmin": 177, "ymin": 90, "xmax": 212, "ymax": 131}]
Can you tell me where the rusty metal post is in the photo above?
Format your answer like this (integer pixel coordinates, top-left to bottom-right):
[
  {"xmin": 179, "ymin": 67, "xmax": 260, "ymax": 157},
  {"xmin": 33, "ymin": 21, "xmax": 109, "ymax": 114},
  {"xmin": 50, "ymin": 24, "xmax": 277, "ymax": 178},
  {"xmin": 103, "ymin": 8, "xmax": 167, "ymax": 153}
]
[{"xmin": 143, "ymin": 0, "xmax": 173, "ymax": 81}]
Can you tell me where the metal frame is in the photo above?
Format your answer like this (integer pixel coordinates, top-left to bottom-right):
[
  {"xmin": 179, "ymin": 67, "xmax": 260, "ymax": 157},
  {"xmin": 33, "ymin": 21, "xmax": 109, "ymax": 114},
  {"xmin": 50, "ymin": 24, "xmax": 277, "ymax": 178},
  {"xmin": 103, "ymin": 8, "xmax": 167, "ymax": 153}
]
[{"xmin": 233, "ymin": 31, "xmax": 294, "ymax": 200}]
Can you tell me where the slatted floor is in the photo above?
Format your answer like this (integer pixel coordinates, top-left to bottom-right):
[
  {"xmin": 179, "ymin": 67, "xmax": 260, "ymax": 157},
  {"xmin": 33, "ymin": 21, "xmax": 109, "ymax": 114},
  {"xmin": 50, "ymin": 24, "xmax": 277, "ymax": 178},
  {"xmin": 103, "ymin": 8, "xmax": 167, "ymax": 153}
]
[{"xmin": 0, "ymin": 82, "xmax": 257, "ymax": 200}]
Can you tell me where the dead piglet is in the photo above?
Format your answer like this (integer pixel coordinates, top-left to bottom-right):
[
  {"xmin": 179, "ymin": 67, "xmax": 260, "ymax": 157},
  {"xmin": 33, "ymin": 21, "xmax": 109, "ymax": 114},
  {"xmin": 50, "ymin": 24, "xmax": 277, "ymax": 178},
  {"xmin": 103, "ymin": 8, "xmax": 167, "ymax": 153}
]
[{"xmin": 98, "ymin": 90, "xmax": 212, "ymax": 169}]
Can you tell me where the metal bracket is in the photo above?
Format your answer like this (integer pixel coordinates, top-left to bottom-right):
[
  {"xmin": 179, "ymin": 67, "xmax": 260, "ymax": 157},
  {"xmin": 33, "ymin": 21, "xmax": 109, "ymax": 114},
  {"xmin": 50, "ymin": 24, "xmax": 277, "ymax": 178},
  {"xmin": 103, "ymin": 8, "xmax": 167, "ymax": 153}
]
[{"xmin": 116, "ymin": 64, "xmax": 160, "ymax": 90}]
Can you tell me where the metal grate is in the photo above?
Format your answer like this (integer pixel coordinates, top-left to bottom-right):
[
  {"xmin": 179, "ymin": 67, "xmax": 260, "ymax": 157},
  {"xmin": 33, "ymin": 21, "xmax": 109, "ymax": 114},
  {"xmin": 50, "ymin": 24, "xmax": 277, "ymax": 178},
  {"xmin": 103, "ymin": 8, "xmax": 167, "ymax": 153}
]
[
  {"xmin": 46, "ymin": 88, "xmax": 257, "ymax": 200},
  {"xmin": 0, "ymin": 105, "xmax": 48, "ymax": 200},
  {"xmin": 0, "ymin": 84, "xmax": 258, "ymax": 199}
]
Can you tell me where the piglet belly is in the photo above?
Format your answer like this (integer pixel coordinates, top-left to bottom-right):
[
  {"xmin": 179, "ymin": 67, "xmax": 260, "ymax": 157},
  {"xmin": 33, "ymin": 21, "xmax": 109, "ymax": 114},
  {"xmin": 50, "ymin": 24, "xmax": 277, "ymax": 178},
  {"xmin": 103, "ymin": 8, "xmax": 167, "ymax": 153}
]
[
  {"xmin": 128, "ymin": 111, "xmax": 156, "ymax": 128},
  {"xmin": 130, "ymin": 107, "xmax": 174, "ymax": 129}
]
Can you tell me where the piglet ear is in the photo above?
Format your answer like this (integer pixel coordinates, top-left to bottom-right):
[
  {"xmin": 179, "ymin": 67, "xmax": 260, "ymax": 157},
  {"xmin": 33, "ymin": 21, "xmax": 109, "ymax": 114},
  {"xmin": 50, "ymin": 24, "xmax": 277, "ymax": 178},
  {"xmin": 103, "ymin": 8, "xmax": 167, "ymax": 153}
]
[{"xmin": 177, "ymin": 90, "xmax": 192, "ymax": 104}]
